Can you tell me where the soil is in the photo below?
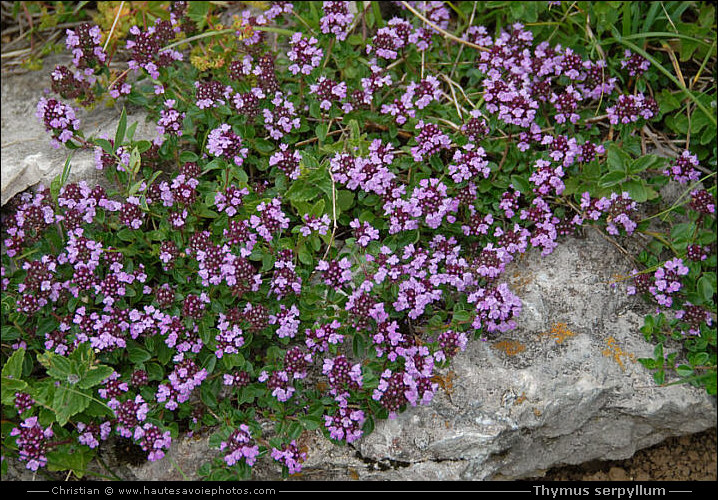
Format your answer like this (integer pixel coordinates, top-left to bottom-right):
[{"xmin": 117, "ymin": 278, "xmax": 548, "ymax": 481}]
[{"xmin": 540, "ymin": 427, "xmax": 717, "ymax": 481}]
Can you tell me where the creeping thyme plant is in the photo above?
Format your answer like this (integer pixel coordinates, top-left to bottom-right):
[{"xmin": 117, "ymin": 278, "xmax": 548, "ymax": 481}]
[{"xmin": 1, "ymin": 1, "xmax": 716, "ymax": 480}]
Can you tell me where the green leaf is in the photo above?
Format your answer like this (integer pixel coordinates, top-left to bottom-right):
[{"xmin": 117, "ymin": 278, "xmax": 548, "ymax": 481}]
[
  {"xmin": 670, "ymin": 222, "xmax": 695, "ymax": 244},
  {"xmin": 50, "ymin": 174, "xmax": 63, "ymax": 204},
  {"xmin": 146, "ymin": 362, "xmax": 164, "ymax": 381},
  {"xmin": 115, "ymin": 107, "xmax": 127, "ymax": 146},
  {"xmin": 94, "ymin": 138, "xmax": 115, "ymax": 155},
  {"xmin": 298, "ymin": 244, "xmax": 313, "ymax": 266},
  {"xmin": 1, "ymin": 348, "xmax": 28, "ymax": 404},
  {"xmin": 200, "ymin": 381, "xmax": 219, "ymax": 409},
  {"xmin": 317, "ymin": 123, "xmax": 328, "ymax": 143},
  {"xmin": 1, "ymin": 377, "xmax": 27, "ymax": 404},
  {"xmin": 676, "ymin": 364, "xmax": 694, "ymax": 377},
  {"xmin": 599, "ymin": 171, "xmax": 627, "ymax": 187},
  {"xmin": 53, "ymin": 385, "xmax": 92, "ymax": 426},
  {"xmin": 254, "ymin": 139, "xmax": 275, "ymax": 154},
  {"xmin": 180, "ymin": 151, "xmax": 199, "ymax": 163},
  {"xmin": 510, "ymin": 175, "xmax": 531, "ymax": 195},
  {"xmin": 352, "ymin": 333, "xmax": 366, "ymax": 358},
  {"xmin": 47, "ymin": 446, "xmax": 92, "ymax": 477},
  {"xmin": 77, "ymin": 365, "xmax": 114, "ymax": 389},
  {"xmin": 187, "ymin": 1, "xmax": 210, "ymax": 29},
  {"xmin": 697, "ymin": 275, "xmax": 715, "ymax": 303},
  {"xmin": 606, "ymin": 144, "xmax": 631, "ymax": 172},
  {"xmin": 128, "ymin": 346, "xmax": 152, "ymax": 364},
  {"xmin": 690, "ymin": 352, "xmax": 710, "ymax": 367},
  {"xmin": 628, "ymin": 155, "xmax": 663, "ymax": 174},
  {"xmin": 129, "ymin": 146, "xmax": 142, "ymax": 175},
  {"xmin": 638, "ymin": 357, "xmax": 656, "ymax": 369},
  {"xmin": 2, "ymin": 348, "xmax": 26, "ymax": 380},
  {"xmin": 453, "ymin": 310, "xmax": 472, "ymax": 323},
  {"xmin": 298, "ymin": 414, "xmax": 322, "ymax": 431},
  {"xmin": 337, "ymin": 190, "xmax": 354, "ymax": 212},
  {"xmin": 38, "ymin": 351, "xmax": 73, "ymax": 380},
  {"xmin": 623, "ymin": 179, "xmax": 648, "ymax": 203}
]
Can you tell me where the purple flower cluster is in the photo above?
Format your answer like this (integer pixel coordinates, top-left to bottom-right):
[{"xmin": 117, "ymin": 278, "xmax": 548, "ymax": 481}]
[
  {"xmin": 461, "ymin": 109, "xmax": 490, "ymax": 141},
  {"xmin": 381, "ymin": 76, "xmax": 441, "ymax": 124},
  {"xmin": 36, "ymin": 97, "xmax": 80, "ymax": 148},
  {"xmin": 690, "ymin": 189, "xmax": 715, "ymax": 215},
  {"xmin": 156, "ymin": 359, "xmax": 208, "ymax": 410},
  {"xmin": 155, "ymin": 99, "xmax": 186, "ymax": 146},
  {"xmin": 324, "ymin": 394, "xmax": 365, "ymax": 442},
  {"xmin": 269, "ymin": 304, "xmax": 301, "ymax": 339},
  {"xmin": 194, "ymin": 80, "xmax": 232, "ymax": 109},
  {"xmin": 580, "ymin": 191, "xmax": 637, "ymax": 235},
  {"xmin": 607, "ymin": 93, "xmax": 658, "ymax": 125},
  {"xmin": 51, "ymin": 65, "xmax": 94, "ymax": 105},
  {"xmin": 270, "ymin": 249, "xmax": 302, "ymax": 299},
  {"xmin": 126, "ymin": 19, "xmax": 183, "ymax": 79},
  {"xmin": 10, "ymin": 416, "xmax": 54, "ymax": 471},
  {"xmin": 259, "ymin": 369, "xmax": 295, "ymax": 402},
  {"xmin": 14, "ymin": 392, "xmax": 35, "ymax": 415},
  {"xmin": 263, "ymin": 92, "xmax": 301, "ymax": 140},
  {"xmin": 65, "ymin": 23, "xmax": 107, "ymax": 70},
  {"xmin": 529, "ymin": 159, "xmax": 565, "ymax": 196},
  {"xmin": 206, "ymin": 124, "xmax": 249, "ymax": 167},
  {"xmin": 320, "ymin": 1, "xmax": 354, "ymax": 41},
  {"xmin": 305, "ymin": 320, "xmax": 344, "ymax": 353},
  {"xmin": 214, "ymin": 185, "xmax": 249, "ymax": 217},
  {"xmin": 269, "ymin": 144, "xmax": 302, "ymax": 180},
  {"xmin": 316, "ymin": 257, "xmax": 353, "ymax": 287},
  {"xmin": 350, "ymin": 219, "xmax": 380, "ymax": 247},
  {"xmin": 649, "ymin": 258, "xmax": 690, "ymax": 308},
  {"xmin": 435, "ymin": 329, "xmax": 469, "ymax": 362},
  {"xmin": 271, "ymin": 440, "xmax": 306, "ymax": 474},
  {"xmin": 386, "ymin": 178, "xmax": 458, "ymax": 232},
  {"xmin": 220, "ymin": 424, "xmax": 260, "ymax": 467},
  {"xmin": 372, "ymin": 365, "xmax": 437, "ymax": 419},
  {"xmin": 115, "ymin": 395, "xmax": 149, "ymax": 438},
  {"xmin": 287, "ymin": 33, "xmax": 323, "ymax": 75},
  {"xmin": 248, "ymin": 198, "xmax": 289, "ymax": 242},
  {"xmin": 330, "ymin": 141, "xmax": 397, "ymax": 196},
  {"xmin": 300, "ymin": 214, "xmax": 331, "ymax": 237},
  {"xmin": 410, "ymin": 120, "xmax": 452, "ymax": 162},
  {"xmin": 467, "ymin": 283, "xmax": 522, "ymax": 334},
  {"xmin": 133, "ymin": 423, "xmax": 172, "ymax": 462},
  {"xmin": 675, "ymin": 303, "xmax": 714, "ymax": 336},
  {"xmin": 322, "ymin": 355, "xmax": 363, "ymax": 393},
  {"xmin": 664, "ymin": 151, "xmax": 701, "ymax": 184},
  {"xmin": 232, "ymin": 87, "xmax": 265, "ymax": 118},
  {"xmin": 310, "ymin": 76, "xmax": 348, "ymax": 111},
  {"xmin": 448, "ymin": 144, "xmax": 490, "ymax": 184},
  {"xmin": 215, "ymin": 313, "xmax": 245, "ymax": 358},
  {"xmin": 77, "ymin": 421, "xmax": 112, "ymax": 449},
  {"xmin": 621, "ymin": 49, "xmax": 650, "ymax": 77}
]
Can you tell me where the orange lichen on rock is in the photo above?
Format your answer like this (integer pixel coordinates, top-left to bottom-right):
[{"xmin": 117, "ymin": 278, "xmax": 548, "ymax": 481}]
[
  {"xmin": 431, "ymin": 370, "xmax": 456, "ymax": 396},
  {"xmin": 492, "ymin": 340, "xmax": 527, "ymax": 356},
  {"xmin": 542, "ymin": 322, "xmax": 576, "ymax": 344},
  {"xmin": 602, "ymin": 336, "xmax": 637, "ymax": 370}
]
